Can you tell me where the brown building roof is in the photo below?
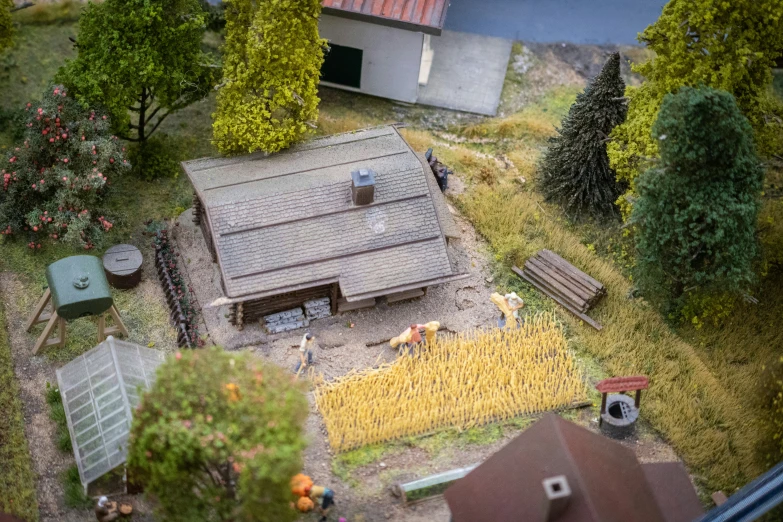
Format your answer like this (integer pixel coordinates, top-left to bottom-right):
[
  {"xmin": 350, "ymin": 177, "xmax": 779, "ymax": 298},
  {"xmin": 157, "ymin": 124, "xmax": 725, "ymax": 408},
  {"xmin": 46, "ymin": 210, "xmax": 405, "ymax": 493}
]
[
  {"xmin": 444, "ymin": 414, "xmax": 704, "ymax": 522},
  {"xmin": 183, "ymin": 126, "xmax": 464, "ymax": 302},
  {"xmin": 321, "ymin": 0, "xmax": 449, "ymax": 35}
]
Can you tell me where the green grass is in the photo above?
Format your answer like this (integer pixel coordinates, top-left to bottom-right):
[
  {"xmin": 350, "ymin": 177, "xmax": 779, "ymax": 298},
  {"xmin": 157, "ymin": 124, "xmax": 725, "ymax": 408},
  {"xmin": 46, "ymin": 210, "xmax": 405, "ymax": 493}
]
[
  {"xmin": 62, "ymin": 465, "xmax": 92, "ymax": 509},
  {"xmin": 0, "ymin": 296, "xmax": 39, "ymax": 521},
  {"xmin": 45, "ymin": 382, "xmax": 73, "ymax": 453}
]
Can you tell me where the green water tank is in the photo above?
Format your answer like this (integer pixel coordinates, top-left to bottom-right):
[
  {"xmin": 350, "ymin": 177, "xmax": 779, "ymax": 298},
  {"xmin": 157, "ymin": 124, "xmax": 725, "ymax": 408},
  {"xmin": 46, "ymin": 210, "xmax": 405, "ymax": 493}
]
[{"xmin": 45, "ymin": 256, "xmax": 113, "ymax": 320}]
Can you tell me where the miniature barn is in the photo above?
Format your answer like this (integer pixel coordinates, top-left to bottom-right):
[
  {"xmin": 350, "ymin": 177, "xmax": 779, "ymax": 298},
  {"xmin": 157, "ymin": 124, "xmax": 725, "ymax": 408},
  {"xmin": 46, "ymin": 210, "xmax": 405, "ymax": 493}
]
[
  {"xmin": 183, "ymin": 125, "xmax": 465, "ymax": 330},
  {"xmin": 319, "ymin": 0, "xmax": 449, "ymax": 102}
]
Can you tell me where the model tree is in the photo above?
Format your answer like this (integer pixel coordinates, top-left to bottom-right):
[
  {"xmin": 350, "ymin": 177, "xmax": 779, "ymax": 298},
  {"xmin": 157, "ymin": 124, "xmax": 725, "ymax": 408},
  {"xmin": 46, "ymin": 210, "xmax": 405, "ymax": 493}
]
[
  {"xmin": 212, "ymin": 0, "xmax": 325, "ymax": 155},
  {"xmin": 0, "ymin": 85, "xmax": 129, "ymax": 250},
  {"xmin": 0, "ymin": 0, "xmax": 12, "ymax": 53},
  {"xmin": 632, "ymin": 87, "xmax": 763, "ymax": 304},
  {"xmin": 538, "ymin": 52, "xmax": 627, "ymax": 218},
  {"xmin": 56, "ymin": 0, "xmax": 218, "ymax": 144},
  {"xmin": 128, "ymin": 347, "xmax": 308, "ymax": 522},
  {"xmin": 608, "ymin": 0, "xmax": 783, "ymax": 216}
]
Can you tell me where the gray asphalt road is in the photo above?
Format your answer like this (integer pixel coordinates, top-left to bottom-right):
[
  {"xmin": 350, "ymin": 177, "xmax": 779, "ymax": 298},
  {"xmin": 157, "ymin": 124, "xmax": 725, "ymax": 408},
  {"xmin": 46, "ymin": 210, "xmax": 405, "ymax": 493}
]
[{"xmin": 444, "ymin": 0, "xmax": 667, "ymax": 45}]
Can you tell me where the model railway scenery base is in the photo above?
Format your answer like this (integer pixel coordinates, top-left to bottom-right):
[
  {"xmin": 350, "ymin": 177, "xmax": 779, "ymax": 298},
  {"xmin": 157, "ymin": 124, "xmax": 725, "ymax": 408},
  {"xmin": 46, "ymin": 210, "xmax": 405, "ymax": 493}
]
[{"xmin": 513, "ymin": 250, "xmax": 606, "ymax": 330}]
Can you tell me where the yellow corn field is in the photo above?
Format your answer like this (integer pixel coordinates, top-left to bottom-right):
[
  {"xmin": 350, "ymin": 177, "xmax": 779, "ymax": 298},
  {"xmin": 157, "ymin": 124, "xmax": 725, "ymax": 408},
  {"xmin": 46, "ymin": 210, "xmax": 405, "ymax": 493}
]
[{"xmin": 314, "ymin": 313, "xmax": 588, "ymax": 452}]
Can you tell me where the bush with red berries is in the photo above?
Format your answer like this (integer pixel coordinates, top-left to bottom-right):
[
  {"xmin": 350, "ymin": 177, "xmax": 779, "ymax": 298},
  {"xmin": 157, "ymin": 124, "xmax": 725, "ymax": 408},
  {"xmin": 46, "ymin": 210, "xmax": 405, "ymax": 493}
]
[{"xmin": 0, "ymin": 85, "xmax": 129, "ymax": 250}]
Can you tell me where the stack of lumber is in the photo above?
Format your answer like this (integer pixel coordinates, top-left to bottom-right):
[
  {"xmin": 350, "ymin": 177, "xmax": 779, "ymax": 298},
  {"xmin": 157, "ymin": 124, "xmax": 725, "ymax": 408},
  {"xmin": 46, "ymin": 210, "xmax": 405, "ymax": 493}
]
[{"xmin": 512, "ymin": 250, "xmax": 606, "ymax": 330}]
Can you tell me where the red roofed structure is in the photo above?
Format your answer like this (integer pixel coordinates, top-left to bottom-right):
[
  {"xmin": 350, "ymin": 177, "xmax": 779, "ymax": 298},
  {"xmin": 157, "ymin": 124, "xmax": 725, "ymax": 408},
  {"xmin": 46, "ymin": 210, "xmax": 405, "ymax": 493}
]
[
  {"xmin": 318, "ymin": 0, "xmax": 451, "ymax": 103},
  {"xmin": 322, "ymin": 0, "xmax": 449, "ymax": 35}
]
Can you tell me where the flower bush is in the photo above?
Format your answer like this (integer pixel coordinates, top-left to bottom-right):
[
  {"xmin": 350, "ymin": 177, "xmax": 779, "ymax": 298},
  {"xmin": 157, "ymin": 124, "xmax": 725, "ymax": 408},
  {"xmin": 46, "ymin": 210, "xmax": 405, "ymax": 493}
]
[
  {"xmin": 0, "ymin": 85, "xmax": 129, "ymax": 249},
  {"xmin": 128, "ymin": 347, "xmax": 307, "ymax": 522}
]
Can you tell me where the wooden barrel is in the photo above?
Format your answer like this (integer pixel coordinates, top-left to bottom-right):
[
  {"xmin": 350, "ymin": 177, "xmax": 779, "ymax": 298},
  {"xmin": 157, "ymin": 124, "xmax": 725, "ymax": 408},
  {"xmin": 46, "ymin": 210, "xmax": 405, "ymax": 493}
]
[{"xmin": 103, "ymin": 244, "xmax": 143, "ymax": 289}]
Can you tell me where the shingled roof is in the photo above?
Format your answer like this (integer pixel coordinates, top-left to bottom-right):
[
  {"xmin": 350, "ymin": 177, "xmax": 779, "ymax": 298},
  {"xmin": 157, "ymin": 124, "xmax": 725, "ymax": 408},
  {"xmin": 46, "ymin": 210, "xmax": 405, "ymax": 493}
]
[{"xmin": 183, "ymin": 126, "xmax": 464, "ymax": 302}]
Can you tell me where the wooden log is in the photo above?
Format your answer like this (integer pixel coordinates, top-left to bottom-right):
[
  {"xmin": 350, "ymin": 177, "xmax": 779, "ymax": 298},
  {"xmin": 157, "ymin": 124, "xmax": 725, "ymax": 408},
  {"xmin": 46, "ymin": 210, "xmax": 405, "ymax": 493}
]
[
  {"xmin": 523, "ymin": 262, "xmax": 589, "ymax": 311},
  {"xmin": 522, "ymin": 269, "xmax": 591, "ymax": 314},
  {"xmin": 531, "ymin": 254, "xmax": 598, "ymax": 300},
  {"xmin": 513, "ymin": 267, "xmax": 602, "ymax": 330},
  {"xmin": 540, "ymin": 250, "xmax": 605, "ymax": 293},
  {"xmin": 526, "ymin": 257, "xmax": 594, "ymax": 303}
]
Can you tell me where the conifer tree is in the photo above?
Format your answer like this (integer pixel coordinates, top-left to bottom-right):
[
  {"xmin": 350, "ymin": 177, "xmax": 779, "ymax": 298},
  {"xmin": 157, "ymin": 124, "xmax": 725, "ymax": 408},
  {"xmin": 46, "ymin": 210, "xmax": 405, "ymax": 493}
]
[
  {"xmin": 608, "ymin": 0, "xmax": 783, "ymax": 217},
  {"xmin": 632, "ymin": 87, "xmax": 763, "ymax": 303},
  {"xmin": 212, "ymin": 0, "xmax": 325, "ymax": 155},
  {"xmin": 539, "ymin": 52, "xmax": 627, "ymax": 218}
]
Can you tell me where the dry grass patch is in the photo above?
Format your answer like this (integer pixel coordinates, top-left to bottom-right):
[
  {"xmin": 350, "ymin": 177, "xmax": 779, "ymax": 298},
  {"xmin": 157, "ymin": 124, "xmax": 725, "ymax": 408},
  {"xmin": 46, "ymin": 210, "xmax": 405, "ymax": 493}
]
[
  {"xmin": 458, "ymin": 185, "xmax": 764, "ymax": 491},
  {"xmin": 315, "ymin": 315, "xmax": 587, "ymax": 452}
]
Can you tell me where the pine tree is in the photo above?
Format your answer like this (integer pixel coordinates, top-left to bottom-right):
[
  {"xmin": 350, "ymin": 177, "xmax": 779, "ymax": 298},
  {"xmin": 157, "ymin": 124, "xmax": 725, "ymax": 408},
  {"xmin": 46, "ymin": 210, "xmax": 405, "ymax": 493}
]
[
  {"xmin": 632, "ymin": 86, "xmax": 763, "ymax": 303},
  {"xmin": 539, "ymin": 52, "xmax": 627, "ymax": 218},
  {"xmin": 56, "ymin": 0, "xmax": 219, "ymax": 144},
  {"xmin": 212, "ymin": 0, "xmax": 325, "ymax": 155},
  {"xmin": 608, "ymin": 0, "xmax": 783, "ymax": 218}
]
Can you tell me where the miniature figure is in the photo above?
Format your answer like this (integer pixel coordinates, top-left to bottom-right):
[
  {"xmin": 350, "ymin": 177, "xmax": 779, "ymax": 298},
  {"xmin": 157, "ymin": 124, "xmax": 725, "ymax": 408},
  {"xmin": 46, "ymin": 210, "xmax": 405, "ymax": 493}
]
[
  {"xmin": 304, "ymin": 483, "xmax": 336, "ymax": 522},
  {"xmin": 490, "ymin": 292, "xmax": 524, "ymax": 329},
  {"xmin": 94, "ymin": 496, "xmax": 118, "ymax": 522},
  {"xmin": 390, "ymin": 322, "xmax": 440, "ymax": 355},
  {"xmin": 425, "ymin": 148, "xmax": 452, "ymax": 192},
  {"xmin": 295, "ymin": 332, "xmax": 316, "ymax": 375}
]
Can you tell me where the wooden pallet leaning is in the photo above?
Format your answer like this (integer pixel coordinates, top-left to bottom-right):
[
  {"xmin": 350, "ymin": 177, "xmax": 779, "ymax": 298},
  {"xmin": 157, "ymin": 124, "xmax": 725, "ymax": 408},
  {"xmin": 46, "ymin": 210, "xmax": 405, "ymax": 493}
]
[{"xmin": 512, "ymin": 250, "xmax": 606, "ymax": 331}]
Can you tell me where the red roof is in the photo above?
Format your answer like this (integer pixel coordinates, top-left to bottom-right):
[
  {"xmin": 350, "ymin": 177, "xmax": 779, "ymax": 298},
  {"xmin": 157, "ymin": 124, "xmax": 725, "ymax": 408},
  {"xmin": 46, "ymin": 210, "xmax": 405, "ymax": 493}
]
[
  {"xmin": 321, "ymin": 0, "xmax": 449, "ymax": 35},
  {"xmin": 444, "ymin": 414, "xmax": 704, "ymax": 522},
  {"xmin": 596, "ymin": 376, "xmax": 649, "ymax": 394}
]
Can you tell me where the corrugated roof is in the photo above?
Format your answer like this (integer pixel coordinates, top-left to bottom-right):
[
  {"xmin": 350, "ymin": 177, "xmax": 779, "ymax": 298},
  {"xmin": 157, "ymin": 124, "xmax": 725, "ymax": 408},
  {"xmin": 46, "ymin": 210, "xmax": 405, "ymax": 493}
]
[
  {"xmin": 321, "ymin": 0, "xmax": 449, "ymax": 35},
  {"xmin": 183, "ymin": 126, "xmax": 464, "ymax": 301},
  {"xmin": 56, "ymin": 338, "xmax": 164, "ymax": 489},
  {"xmin": 445, "ymin": 414, "xmax": 702, "ymax": 522}
]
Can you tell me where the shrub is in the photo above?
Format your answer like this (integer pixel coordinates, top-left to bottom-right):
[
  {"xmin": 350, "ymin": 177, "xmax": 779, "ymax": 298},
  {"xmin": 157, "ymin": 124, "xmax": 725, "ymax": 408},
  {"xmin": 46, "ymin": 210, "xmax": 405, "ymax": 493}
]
[
  {"xmin": 127, "ymin": 347, "xmax": 308, "ymax": 522},
  {"xmin": 608, "ymin": 0, "xmax": 783, "ymax": 217},
  {"xmin": 212, "ymin": 0, "xmax": 325, "ymax": 154},
  {"xmin": 538, "ymin": 52, "xmax": 627, "ymax": 218},
  {"xmin": 57, "ymin": 0, "xmax": 219, "ymax": 144},
  {"xmin": 632, "ymin": 87, "xmax": 763, "ymax": 305},
  {"xmin": 0, "ymin": 85, "xmax": 129, "ymax": 250}
]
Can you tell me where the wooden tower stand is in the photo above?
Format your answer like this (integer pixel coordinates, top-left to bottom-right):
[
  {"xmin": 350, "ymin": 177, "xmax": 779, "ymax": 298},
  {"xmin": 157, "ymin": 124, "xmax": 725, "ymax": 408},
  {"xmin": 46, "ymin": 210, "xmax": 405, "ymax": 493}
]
[{"xmin": 25, "ymin": 288, "xmax": 129, "ymax": 355}]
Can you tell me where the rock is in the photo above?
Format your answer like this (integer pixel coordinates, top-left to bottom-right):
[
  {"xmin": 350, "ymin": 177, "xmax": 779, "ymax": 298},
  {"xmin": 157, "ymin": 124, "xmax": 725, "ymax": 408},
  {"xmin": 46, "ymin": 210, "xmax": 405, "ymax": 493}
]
[{"xmin": 379, "ymin": 462, "xmax": 386, "ymax": 468}]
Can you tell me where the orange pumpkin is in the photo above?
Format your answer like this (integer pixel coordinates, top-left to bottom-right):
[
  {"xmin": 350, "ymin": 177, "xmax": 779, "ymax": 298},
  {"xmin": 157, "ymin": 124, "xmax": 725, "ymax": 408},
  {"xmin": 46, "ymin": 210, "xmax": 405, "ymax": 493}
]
[
  {"xmin": 290, "ymin": 473, "xmax": 313, "ymax": 497},
  {"xmin": 296, "ymin": 496, "xmax": 314, "ymax": 512}
]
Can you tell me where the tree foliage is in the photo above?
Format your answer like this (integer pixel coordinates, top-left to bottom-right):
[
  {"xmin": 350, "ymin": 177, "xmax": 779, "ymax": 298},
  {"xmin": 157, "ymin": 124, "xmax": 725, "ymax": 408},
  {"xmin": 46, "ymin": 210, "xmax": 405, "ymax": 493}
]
[
  {"xmin": 56, "ymin": 0, "xmax": 218, "ymax": 143},
  {"xmin": 128, "ymin": 347, "xmax": 308, "ymax": 522},
  {"xmin": 0, "ymin": 85, "xmax": 128, "ymax": 250},
  {"xmin": 0, "ymin": 0, "xmax": 12, "ymax": 54},
  {"xmin": 539, "ymin": 52, "xmax": 627, "ymax": 218},
  {"xmin": 608, "ymin": 0, "xmax": 783, "ymax": 216},
  {"xmin": 212, "ymin": 0, "xmax": 325, "ymax": 155},
  {"xmin": 632, "ymin": 87, "xmax": 763, "ymax": 305}
]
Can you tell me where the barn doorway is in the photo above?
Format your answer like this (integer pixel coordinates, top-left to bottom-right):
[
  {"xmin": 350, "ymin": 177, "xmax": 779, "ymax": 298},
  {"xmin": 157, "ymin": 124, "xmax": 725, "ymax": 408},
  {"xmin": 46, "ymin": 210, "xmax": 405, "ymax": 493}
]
[{"xmin": 322, "ymin": 43, "xmax": 363, "ymax": 88}]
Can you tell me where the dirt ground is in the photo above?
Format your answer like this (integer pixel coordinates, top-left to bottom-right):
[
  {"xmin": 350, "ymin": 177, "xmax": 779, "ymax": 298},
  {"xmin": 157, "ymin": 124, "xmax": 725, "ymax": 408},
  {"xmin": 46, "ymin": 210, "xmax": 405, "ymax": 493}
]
[{"xmin": 172, "ymin": 195, "xmax": 687, "ymax": 522}]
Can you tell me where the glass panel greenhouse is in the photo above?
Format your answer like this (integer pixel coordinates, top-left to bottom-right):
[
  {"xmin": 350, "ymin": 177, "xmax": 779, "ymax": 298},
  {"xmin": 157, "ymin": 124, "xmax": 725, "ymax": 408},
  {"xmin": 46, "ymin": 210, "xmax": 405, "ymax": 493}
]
[{"xmin": 55, "ymin": 337, "xmax": 165, "ymax": 490}]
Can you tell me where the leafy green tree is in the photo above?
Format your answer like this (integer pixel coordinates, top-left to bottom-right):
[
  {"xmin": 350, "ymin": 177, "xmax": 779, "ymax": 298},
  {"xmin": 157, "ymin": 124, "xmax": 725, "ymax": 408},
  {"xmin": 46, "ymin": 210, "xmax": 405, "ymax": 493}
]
[
  {"xmin": 0, "ymin": 0, "xmax": 13, "ymax": 53},
  {"xmin": 212, "ymin": 0, "xmax": 325, "ymax": 155},
  {"xmin": 632, "ymin": 87, "xmax": 763, "ymax": 305},
  {"xmin": 128, "ymin": 347, "xmax": 308, "ymax": 522},
  {"xmin": 539, "ymin": 52, "xmax": 627, "ymax": 218},
  {"xmin": 56, "ymin": 0, "xmax": 219, "ymax": 144},
  {"xmin": 608, "ymin": 0, "xmax": 783, "ymax": 217},
  {"xmin": 0, "ymin": 85, "xmax": 129, "ymax": 250}
]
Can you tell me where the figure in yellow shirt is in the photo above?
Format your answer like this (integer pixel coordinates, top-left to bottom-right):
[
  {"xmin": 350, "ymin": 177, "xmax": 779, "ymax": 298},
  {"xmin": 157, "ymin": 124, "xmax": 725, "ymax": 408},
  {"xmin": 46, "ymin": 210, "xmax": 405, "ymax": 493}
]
[{"xmin": 304, "ymin": 483, "xmax": 335, "ymax": 521}]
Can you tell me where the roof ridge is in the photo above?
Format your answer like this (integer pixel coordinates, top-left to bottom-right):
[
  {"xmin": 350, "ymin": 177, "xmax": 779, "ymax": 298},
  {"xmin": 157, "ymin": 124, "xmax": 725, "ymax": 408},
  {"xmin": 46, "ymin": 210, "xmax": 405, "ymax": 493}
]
[{"xmin": 552, "ymin": 415, "xmax": 602, "ymax": 522}]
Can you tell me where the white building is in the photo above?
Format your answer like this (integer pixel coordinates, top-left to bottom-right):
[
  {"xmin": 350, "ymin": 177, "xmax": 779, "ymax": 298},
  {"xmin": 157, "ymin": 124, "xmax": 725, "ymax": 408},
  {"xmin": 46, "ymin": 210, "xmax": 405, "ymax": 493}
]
[{"xmin": 319, "ymin": 0, "xmax": 449, "ymax": 103}]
